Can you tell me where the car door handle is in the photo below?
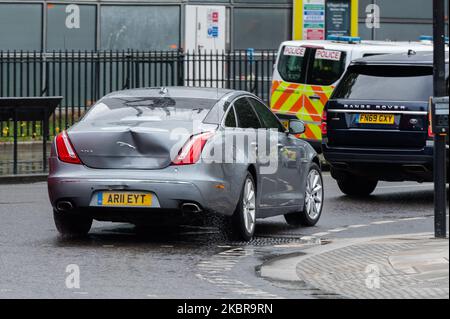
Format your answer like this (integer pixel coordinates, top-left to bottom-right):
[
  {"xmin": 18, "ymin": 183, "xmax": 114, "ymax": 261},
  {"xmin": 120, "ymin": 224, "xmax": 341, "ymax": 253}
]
[{"xmin": 309, "ymin": 95, "xmax": 321, "ymax": 100}]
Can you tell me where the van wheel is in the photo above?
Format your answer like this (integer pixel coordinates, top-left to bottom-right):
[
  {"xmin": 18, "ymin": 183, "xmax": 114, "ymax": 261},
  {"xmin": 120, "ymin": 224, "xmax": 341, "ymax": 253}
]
[
  {"xmin": 225, "ymin": 174, "xmax": 256, "ymax": 241},
  {"xmin": 53, "ymin": 210, "xmax": 92, "ymax": 237},
  {"xmin": 284, "ymin": 163, "xmax": 323, "ymax": 226},
  {"xmin": 337, "ymin": 175, "xmax": 378, "ymax": 197}
]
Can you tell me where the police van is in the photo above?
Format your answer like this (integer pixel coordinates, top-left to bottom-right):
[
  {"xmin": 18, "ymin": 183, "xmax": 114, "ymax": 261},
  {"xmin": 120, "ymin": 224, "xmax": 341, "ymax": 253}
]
[{"xmin": 270, "ymin": 36, "xmax": 436, "ymax": 151}]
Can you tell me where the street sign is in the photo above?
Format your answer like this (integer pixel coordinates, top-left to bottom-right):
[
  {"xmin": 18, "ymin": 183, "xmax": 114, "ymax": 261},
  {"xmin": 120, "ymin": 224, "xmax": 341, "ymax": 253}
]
[
  {"xmin": 293, "ymin": 0, "xmax": 359, "ymax": 40},
  {"xmin": 325, "ymin": 0, "xmax": 351, "ymax": 37},
  {"xmin": 430, "ymin": 96, "xmax": 449, "ymax": 135},
  {"xmin": 303, "ymin": 0, "xmax": 326, "ymax": 40}
]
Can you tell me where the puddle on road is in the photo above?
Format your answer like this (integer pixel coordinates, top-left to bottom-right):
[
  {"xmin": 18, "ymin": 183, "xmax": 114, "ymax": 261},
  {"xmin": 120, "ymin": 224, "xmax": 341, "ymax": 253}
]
[
  {"xmin": 53, "ymin": 224, "xmax": 234, "ymax": 251},
  {"xmin": 52, "ymin": 222, "xmax": 318, "ymax": 251}
]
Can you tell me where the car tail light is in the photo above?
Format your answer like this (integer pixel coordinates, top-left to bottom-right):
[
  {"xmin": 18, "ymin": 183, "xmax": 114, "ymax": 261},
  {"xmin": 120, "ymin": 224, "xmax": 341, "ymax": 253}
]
[
  {"xmin": 171, "ymin": 131, "xmax": 215, "ymax": 165},
  {"xmin": 428, "ymin": 124, "xmax": 435, "ymax": 139},
  {"xmin": 428, "ymin": 111, "xmax": 434, "ymax": 139},
  {"xmin": 55, "ymin": 131, "xmax": 82, "ymax": 164},
  {"xmin": 321, "ymin": 110, "xmax": 328, "ymax": 136}
]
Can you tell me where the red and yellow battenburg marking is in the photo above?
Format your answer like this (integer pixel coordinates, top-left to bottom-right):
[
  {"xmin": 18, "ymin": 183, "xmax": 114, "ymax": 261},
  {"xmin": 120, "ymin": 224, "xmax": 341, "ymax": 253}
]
[{"xmin": 270, "ymin": 80, "xmax": 334, "ymax": 141}]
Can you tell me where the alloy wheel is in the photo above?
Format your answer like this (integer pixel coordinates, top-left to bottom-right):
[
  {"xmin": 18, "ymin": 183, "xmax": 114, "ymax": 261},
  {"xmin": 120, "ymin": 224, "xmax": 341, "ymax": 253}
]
[
  {"xmin": 242, "ymin": 178, "xmax": 256, "ymax": 234},
  {"xmin": 305, "ymin": 169, "xmax": 323, "ymax": 220}
]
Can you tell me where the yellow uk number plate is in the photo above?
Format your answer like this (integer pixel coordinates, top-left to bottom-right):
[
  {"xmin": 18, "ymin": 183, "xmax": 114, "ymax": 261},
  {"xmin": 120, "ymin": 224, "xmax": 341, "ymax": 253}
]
[
  {"xmin": 358, "ymin": 113, "xmax": 395, "ymax": 124},
  {"xmin": 97, "ymin": 192, "xmax": 152, "ymax": 207}
]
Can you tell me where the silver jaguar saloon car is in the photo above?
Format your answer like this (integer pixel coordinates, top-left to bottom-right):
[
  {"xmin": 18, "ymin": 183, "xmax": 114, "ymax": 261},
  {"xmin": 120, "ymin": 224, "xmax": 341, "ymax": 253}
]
[{"xmin": 48, "ymin": 87, "xmax": 324, "ymax": 241}]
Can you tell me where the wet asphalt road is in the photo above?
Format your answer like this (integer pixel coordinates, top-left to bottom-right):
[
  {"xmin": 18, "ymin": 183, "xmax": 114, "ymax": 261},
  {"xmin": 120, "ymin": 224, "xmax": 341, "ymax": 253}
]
[{"xmin": 0, "ymin": 174, "xmax": 447, "ymax": 298}]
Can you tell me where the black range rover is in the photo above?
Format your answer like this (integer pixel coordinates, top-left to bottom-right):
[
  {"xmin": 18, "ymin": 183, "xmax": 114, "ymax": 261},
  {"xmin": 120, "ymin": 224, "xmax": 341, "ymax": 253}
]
[{"xmin": 322, "ymin": 51, "xmax": 449, "ymax": 197}]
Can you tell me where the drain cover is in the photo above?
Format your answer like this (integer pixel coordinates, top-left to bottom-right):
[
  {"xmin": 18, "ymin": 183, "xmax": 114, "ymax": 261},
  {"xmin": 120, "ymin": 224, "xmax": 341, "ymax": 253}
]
[{"xmin": 229, "ymin": 235, "xmax": 316, "ymax": 247}]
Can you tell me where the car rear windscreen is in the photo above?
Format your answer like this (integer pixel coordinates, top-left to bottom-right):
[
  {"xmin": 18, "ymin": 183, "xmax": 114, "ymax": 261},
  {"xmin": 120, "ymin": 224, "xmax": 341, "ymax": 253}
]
[
  {"xmin": 83, "ymin": 97, "xmax": 217, "ymax": 122},
  {"xmin": 333, "ymin": 65, "xmax": 433, "ymax": 101}
]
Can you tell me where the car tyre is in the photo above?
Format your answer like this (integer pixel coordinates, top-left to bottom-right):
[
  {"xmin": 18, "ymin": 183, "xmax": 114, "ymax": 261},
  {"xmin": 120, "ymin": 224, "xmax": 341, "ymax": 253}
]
[
  {"xmin": 53, "ymin": 209, "xmax": 93, "ymax": 237},
  {"xmin": 284, "ymin": 163, "xmax": 324, "ymax": 227},
  {"xmin": 336, "ymin": 175, "xmax": 378, "ymax": 197},
  {"xmin": 225, "ymin": 173, "xmax": 257, "ymax": 241}
]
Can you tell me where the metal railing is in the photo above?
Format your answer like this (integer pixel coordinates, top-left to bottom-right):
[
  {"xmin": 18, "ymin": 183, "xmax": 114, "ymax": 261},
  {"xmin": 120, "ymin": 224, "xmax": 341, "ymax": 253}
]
[{"xmin": 0, "ymin": 50, "xmax": 277, "ymax": 139}]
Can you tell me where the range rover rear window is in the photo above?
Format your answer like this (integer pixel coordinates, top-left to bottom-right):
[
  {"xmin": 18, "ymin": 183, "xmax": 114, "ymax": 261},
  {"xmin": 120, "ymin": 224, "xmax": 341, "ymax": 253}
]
[{"xmin": 333, "ymin": 65, "xmax": 433, "ymax": 101}]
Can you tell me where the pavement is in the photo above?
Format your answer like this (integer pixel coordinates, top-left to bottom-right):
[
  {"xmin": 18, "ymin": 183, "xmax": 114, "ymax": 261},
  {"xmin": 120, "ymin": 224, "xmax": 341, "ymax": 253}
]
[{"xmin": 259, "ymin": 233, "xmax": 449, "ymax": 299}]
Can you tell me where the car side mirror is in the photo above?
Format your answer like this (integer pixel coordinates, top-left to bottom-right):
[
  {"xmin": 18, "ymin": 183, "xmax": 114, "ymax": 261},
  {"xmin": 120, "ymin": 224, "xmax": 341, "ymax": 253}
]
[{"xmin": 289, "ymin": 120, "xmax": 306, "ymax": 135}]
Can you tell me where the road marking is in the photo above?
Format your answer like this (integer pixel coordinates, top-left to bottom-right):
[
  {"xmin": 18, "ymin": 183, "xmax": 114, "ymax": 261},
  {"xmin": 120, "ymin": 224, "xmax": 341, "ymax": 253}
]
[
  {"xmin": 310, "ymin": 214, "xmax": 437, "ymax": 241},
  {"xmin": 400, "ymin": 217, "xmax": 428, "ymax": 221},
  {"xmin": 311, "ymin": 232, "xmax": 330, "ymax": 237},
  {"xmin": 274, "ymin": 242, "xmax": 311, "ymax": 248},
  {"xmin": 328, "ymin": 227, "xmax": 347, "ymax": 233},
  {"xmin": 377, "ymin": 184, "xmax": 433, "ymax": 190},
  {"xmin": 300, "ymin": 235, "xmax": 317, "ymax": 241},
  {"xmin": 347, "ymin": 224, "xmax": 369, "ymax": 228},
  {"xmin": 371, "ymin": 220, "xmax": 396, "ymax": 225},
  {"xmin": 196, "ymin": 247, "xmax": 281, "ymax": 299}
]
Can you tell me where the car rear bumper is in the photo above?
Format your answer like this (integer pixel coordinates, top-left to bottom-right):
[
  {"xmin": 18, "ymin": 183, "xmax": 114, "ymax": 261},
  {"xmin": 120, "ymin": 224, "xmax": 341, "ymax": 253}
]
[
  {"xmin": 48, "ymin": 158, "xmax": 239, "ymax": 219},
  {"xmin": 322, "ymin": 143, "xmax": 443, "ymax": 182},
  {"xmin": 323, "ymin": 145, "xmax": 434, "ymax": 164}
]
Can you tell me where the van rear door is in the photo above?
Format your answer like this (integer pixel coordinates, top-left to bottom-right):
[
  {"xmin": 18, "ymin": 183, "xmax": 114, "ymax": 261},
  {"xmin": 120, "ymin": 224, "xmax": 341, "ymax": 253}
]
[{"xmin": 271, "ymin": 45, "xmax": 312, "ymax": 129}]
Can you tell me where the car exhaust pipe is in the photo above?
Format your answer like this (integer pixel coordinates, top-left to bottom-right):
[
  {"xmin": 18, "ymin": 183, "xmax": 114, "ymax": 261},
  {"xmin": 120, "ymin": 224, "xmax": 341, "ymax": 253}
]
[
  {"xmin": 56, "ymin": 201, "xmax": 74, "ymax": 212},
  {"xmin": 181, "ymin": 203, "xmax": 202, "ymax": 213}
]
